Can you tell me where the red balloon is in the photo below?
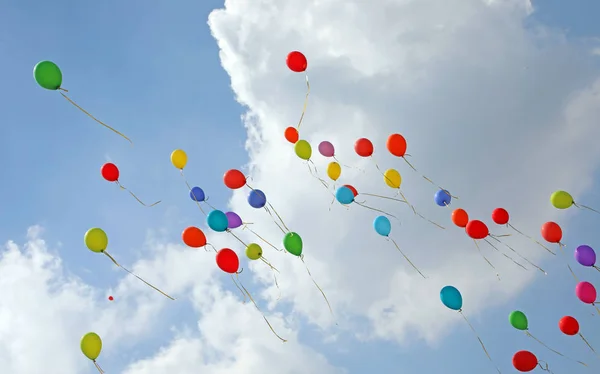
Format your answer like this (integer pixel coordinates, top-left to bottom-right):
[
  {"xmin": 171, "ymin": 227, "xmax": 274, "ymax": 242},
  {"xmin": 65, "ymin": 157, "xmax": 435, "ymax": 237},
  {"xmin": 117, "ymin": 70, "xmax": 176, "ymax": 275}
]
[
  {"xmin": 354, "ymin": 138, "xmax": 374, "ymax": 157},
  {"xmin": 108, "ymin": 296, "xmax": 114, "ymax": 301},
  {"xmin": 182, "ymin": 226, "xmax": 207, "ymax": 248},
  {"xmin": 491, "ymin": 208, "xmax": 509, "ymax": 225},
  {"xmin": 223, "ymin": 169, "xmax": 246, "ymax": 189},
  {"xmin": 101, "ymin": 163, "xmax": 119, "ymax": 182},
  {"xmin": 541, "ymin": 221, "xmax": 562, "ymax": 243},
  {"xmin": 512, "ymin": 350, "xmax": 538, "ymax": 372},
  {"xmin": 343, "ymin": 184, "xmax": 358, "ymax": 197},
  {"xmin": 386, "ymin": 133, "xmax": 407, "ymax": 157},
  {"xmin": 559, "ymin": 316, "xmax": 579, "ymax": 336},
  {"xmin": 286, "ymin": 51, "xmax": 307, "ymax": 73},
  {"xmin": 465, "ymin": 220, "xmax": 489, "ymax": 239},
  {"xmin": 284, "ymin": 126, "xmax": 299, "ymax": 144},
  {"xmin": 216, "ymin": 248, "xmax": 239, "ymax": 274}
]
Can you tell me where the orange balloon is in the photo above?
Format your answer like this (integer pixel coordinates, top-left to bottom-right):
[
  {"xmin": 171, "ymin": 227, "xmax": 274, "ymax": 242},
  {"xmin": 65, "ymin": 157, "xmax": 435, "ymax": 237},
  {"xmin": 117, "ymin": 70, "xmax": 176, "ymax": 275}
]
[
  {"xmin": 284, "ymin": 127, "xmax": 299, "ymax": 144},
  {"xmin": 386, "ymin": 133, "xmax": 407, "ymax": 157},
  {"xmin": 451, "ymin": 208, "xmax": 469, "ymax": 228},
  {"xmin": 182, "ymin": 226, "xmax": 207, "ymax": 248}
]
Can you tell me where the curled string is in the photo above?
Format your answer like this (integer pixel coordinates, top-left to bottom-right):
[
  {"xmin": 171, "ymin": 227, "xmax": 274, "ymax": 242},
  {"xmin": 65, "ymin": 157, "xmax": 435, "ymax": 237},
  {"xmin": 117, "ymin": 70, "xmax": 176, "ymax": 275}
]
[
  {"xmin": 307, "ymin": 160, "xmax": 330, "ymax": 190},
  {"xmin": 300, "ymin": 254, "xmax": 335, "ymax": 320},
  {"xmin": 242, "ymin": 226, "xmax": 284, "ymax": 252},
  {"xmin": 333, "ymin": 156, "xmax": 365, "ymax": 173},
  {"xmin": 579, "ymin": 333, "xmax": 599, "ymax": 357},
  {"xmin": 260, "ymin": 257, "xmax": 282, "ymax": 297},
  {"xmin": 458, "ymin": 310, "xmax": 501, "ymax": 374},
  {"xmin": 180, "ymin": 169, "xmax": 206, "ymax": 216},
  {"xmin": 115, "ymin": 181, "xmax": 161, "ymax": 207},
  {"xmin": 232, "ymin": 270, "xmax": 248, "ymax": 302},
  {"xmin": 203, "ymin": 195, "xmax": 217, "ymax": 210},
  {"xmin": 58, "ymin": 89, "xmax": 132, "ymax": 144},
  {"xmin": 401, "ymin": 156, "xmax": 458, "ymax": 199},
  {"xmin": 508, "ymin": 223, "xmax": 556, "ymax": 255},
  {"xmin": 93, "ymin": 360, "xmax": 105, "ymax": 374},
  {"xmin": 537, "ymin": 361, "xmax": 554, "ymax": 373},
  {"xmin": 489, "ymin": 235, "xmax": 546, "ymax": 274},
  {"xmin": 574, "ymin": 202, "xmax": 600, "ymax": 215},
  {"xmin": 355, "ymin": 200, "xmax": 398, "ymax": 220},
  {"xmin": 295, "ymin": 74, "xmax": 310, "ymax": 130},
  {"xmin": 266, "ymin": 202, "xmax": 291, "ymax": 232},
  {"xmin": 473, "ymin": 239, "xmax": 500, "ymax": 280},
  {"xmin": 234, "ymin": 273, "xmax": 287, "ymax": 342},
  {"xmin": 388, "ymin": 237, "xmax": 427, "ymax": 279},
  {"xmin": 483, "ymin": 238, "xmax": 527, "ymax": 270},
  {"xmin": 525, "ymin": 331, "xmax": 588, "ymax": 366},
  {"xmin": 102, "ymin": 251, "xmax": 175, "ymax": 300}
]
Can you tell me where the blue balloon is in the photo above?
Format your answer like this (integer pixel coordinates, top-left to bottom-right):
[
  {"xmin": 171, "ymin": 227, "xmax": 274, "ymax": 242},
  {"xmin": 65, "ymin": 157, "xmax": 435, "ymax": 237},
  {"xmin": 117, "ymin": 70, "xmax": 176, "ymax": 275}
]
[
  {"xmin": 248, "ymin": 189, "xmax": 267, "ymax": 208},
  {"xmin": 434, "ymin": 189, "xmax": 451, "ymax": 207},
  {"xmin": 190, "ymin": 186, "xmax": 205, "ymax": 202},
  {"xmin": 373, "ymin": 215, "xmax": 391, "ymax": 236},
  {"xmin": 336, "ymin": 186, "xmax": 355, "ymax": 205},
  {"xmin": 207, "ymin": 210, "xmax": 228, "ymax": 232},
  {"xmin": 440, "ymin": 285, "xmax": 463, "ymax": 311}
]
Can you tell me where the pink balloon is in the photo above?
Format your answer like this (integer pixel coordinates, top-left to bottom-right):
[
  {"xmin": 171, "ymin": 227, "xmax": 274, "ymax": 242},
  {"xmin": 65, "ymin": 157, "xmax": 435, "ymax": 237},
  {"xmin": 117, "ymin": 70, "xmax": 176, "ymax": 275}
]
[
  {"xmin": 318, "ymin": 141, "xmax": 335, "ymax": 157},
  {"xmin": 575, "ymin": 281, "xmax": 597, "ymax": 304}
]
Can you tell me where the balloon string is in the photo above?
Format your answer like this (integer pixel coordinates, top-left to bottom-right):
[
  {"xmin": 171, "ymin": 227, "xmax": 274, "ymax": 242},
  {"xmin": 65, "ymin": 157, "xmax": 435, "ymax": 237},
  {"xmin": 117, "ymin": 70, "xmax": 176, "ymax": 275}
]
[
  {"xmin": 526, "ymin": 331, "xmax": 588, "ymax": 366},
  {"xmin": 203, "ymin": 195, "xmax": 217, "ymax": 210},
  {"xmin": 307, "ymin": 160, "xmax": 330, "ymax": 190},
  {"xmin": 489, "ymin": 235, "xmax": 546, "ymax": 274},
  {"xmin": 473, "ymin": 239, "xmax": 500, "ymax": 280},
  {"xmin": 231, "ymin": 273, "xmax": 248, "ymax": 302},
  {"xmin": 115, "ymin": 181, "xmax": 161, "ymax": 207},
  {"xmin": 574, "ymin": 202, "xmax": 600, "ymax": 215},
  {"xmin": 594, "ymin": 265, "xmax": 600, "ymax": 273},
  {"xmin": 579, "ymin": 333, "xmax": 599, "ymax": 357},
  {"xmin": 415, "ymin": 210, "xmax": 446, "ymax": 230},
  {"xmin": 102, "ymin": 251, "xmax": 175, "ymax": 300},
  {"xmin": 180, "ymin": 170, "xmax": 207, "ymax": 216},
  {"xmin": 508, "ymin": 223, "xmax": 556, "ymax": 255},
  {"xmin": 226, "ymin": 229, "xmax": 248, "ymax": 247},
  {"xmin": 265, "ymin": 203, "xmax": 290, "ymax": 233},
  {"xmin": 235, "ymin": 273, "xmax": 287, "ymax": 342},
  {"xmin": 355, "ymin": 201, "xmax": 398, "ymax": 220},
  {"xmin": 388, "ymin": 237, "xmax": 426, "ymax": 279},
  {"xmin": 567, "ymin": 264, "xmax": 579, "ymax": 282},
  {"xmin": 593, "ymin": 303, "xmax": 600, "ymax": 316},
  {"xmin": 300, "ymin": 254, "xmax": 335, "ymax": 320},
  {"xmin": 401, "ymin": 157, "xmax": 458, "ymax": 199},
  {"xmin": 360, "ymin": 193, "xmax": 408, "ymax": 204},
  {"xmin": 273, "ymin": 272, "xmax": 281, "ymax": 301},
  {"xmin": 333, "ymin": 156, "xmax": 365, "ymax": 173},
  {"xmin": 371, "ymin": 158, "xmax": 415, "ymax": 213},
  {"xmin": 242, "ymin": 226, "xmax": 284, "ymax": 252},
  {"xmin": 58, "ymin": 91, "xmax": 132, "ymax": 144},
  {"xmin": 483, "ymin": 238, "xmax": 528, "ymax": 270},
  {"xmin": 206, "ymin": 243, "xmax": 218, "ymax": 253},
  {"xmin": 262, "ymin": 206, "xmax": 287, "ymax": 234},
  {"xmin": 537, "ymin": 361, "xmax": 554, "ymax": 373},
  {"xmin": 260, "ymin": 256, "xmax": 280, "ymax": 273},
  {"xmin": 93, "ymin": 360, "xmax": 105, "ymax": 374},
  {"xmin": 458, "ymin": 311, "xmax": 501, "ymax": 374},
  {"xmin": 295, "ymin": 74, "xmax": 310, "ymax": 130}
]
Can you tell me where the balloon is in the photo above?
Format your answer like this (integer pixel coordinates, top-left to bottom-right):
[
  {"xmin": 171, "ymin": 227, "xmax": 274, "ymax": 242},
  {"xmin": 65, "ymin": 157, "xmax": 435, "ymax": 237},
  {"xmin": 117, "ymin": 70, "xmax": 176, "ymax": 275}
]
[
  {"xmin": 190, "ymin": 186, "xmax": 205, "ymax": 202},
  {"xmin": 223, "ymin": 169, "xmax": 246, "ymax": 189},
  {"xmin": 440, "ymin": 286, "xmax": 463, "ymax": 310},
  {"xmin": 451, "ymin": 209, "xmax": 469, "ymax": 228},
  {"xmin": 491, "ymin": 208, "xmax": 509, "ymax": 225},
  {"xmin": 283, "ymin": 232, "xmax": 303, "ymax": 256},
  {"xmin": 170, "ymin": 149, "xmax": 187, "ymax": 169},
  {"xmin": 373, "ymin": 216, "xmax": 391, "ymax": 236},
  {"xmin": 386, "ymin": 133, "xmax": 407, "ymax": 157},
  {"xmin": 344, "ymin": 184, "xmax": 358, "ymax": 197},
  {"xmin": 575, "ymin": 245, "xmax": 596, "ymax": 267},
  {"xmin": 226, "ymin": 212, "xmax": 243, "ymax": 229},
  {"xmin": 101, "ymin": 163, "xmax": 119, "ymax": 182},
  {"xmin": 294, "ymin": 139, "xmax": 312, "ymax": 160},
  {"xmin": 245, "ymin": 243, "xmax": 263, "ymax": 260},
  {"xmin": 558, "ymin": 316, "xmax": 579, "ymax": 336},
  {"xmin": 248, "ymin": 189, "xmax": 267, "ymax": 208},
  {"xmin": 182, "ymin": 226, "xmax": 207, "ymax": 248},
  {"xmin": 509, "ymin": 310, "xmax": 528, "ymax": 330},
  {"xmin": 318, "ymin": 141, "xmax": 335, "ymax": 157},
  {"xmin": 216, "ymin": 248, "xmax": 239, "ymax": 273},
  {"xmin": 80, "ymin": 332, "xmax": 102, "ymax": 361},
  {"xmin": 354, "ymin": 138, "xmax": 374, "ymax": 157},
  {"xmin": 207, "ymin": 210, "xmax": 229, "ymax": 232},
  {"xmin": 465, "ymin": 220, "xmax": 489, "ymax": 240},
  {"xmin": 335, "ymin": 186, "xmax": 355, "ymax": 205},
  {"xmin": 383, "ymin": 168, "xmax": 401, "ymax": 189},
  {"xmin": 575, "ymin": 281, "xmax": 597, "ymax": 304},
  {"xmin": 434, "ymin": 189, "xmax": 451, "ymax": 207},
  {"xmin": 512, "ymin": 350, "xmax": 538, "ymax": 372},
  {"xmin": 551, "ymin": 190, "xmax": 574, "ymax": 209},
  {"xmin": 541, "ymin": 221, "xmax": 562, "ymax": 243},
  {"xmin": 108, "ymin": 296, "xmax": 114, "ymax": 301},
  {"xmin": 327, "ymin": 162, "xmax": 341, "ymax": 181},
  {"xmin": 84, "ymin": 228, "xmax": 108, "ymax": 253},
  {"xmin": 286, "ymin": 51, "xmax": 307, "ymax": 72},
  {"xmin": 33, "ymin": 61, "xmax": 62, "ymax": 90},
  {"xmin": 284, "ymin": 126, "xmax": 299, "ymax": 144}
]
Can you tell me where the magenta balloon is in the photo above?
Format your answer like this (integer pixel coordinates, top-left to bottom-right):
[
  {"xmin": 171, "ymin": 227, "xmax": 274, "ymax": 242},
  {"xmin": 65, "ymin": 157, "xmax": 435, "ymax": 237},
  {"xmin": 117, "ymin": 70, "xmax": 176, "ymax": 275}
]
[
  {"xmin": 575, "ymin": 245, "xmax": 596, "ymax": 267},
  {"xmin": 575, "ymin": 281, "xmax": 597, "ymax": 304},
  {"xmin": 318, "ymin": 141, "xmax": 335, "ymax": 157},
  {"xmin": 225, "ymin": 211, "xmax": 243, "ymax": 229}
]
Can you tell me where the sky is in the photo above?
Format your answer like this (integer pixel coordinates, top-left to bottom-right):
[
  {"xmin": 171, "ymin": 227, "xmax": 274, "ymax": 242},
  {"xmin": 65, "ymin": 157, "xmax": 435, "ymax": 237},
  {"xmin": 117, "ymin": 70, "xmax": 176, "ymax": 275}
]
[{"xmin": 0, "ymin": 0, "xmax": 600, "ymax": 373}]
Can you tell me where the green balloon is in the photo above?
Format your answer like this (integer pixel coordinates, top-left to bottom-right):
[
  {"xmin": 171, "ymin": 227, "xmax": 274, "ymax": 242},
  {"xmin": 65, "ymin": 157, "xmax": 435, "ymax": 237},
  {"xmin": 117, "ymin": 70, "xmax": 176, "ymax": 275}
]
[
  {"xmin": 509, "ymin": 310, "xmax": 528, "ymax": 330},
  {"xmin": 33, "ymin": 61, "xmax": 62, "ymax": 90},
  {"xmin": 283, "ymin": 232, "xmax": 303, "ymax": 256}
]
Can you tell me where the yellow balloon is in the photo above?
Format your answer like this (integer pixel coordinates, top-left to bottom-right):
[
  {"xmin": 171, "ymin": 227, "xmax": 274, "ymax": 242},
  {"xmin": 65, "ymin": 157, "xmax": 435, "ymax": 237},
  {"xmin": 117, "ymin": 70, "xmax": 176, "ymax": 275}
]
[
  {"xmin": 326, "ymin": 161, "xmax": 341, "ymax": 181},
  {"xmin": 84, "ymin": 228, "xmax": 108, "ymax": 253},
  {"xmin": 170, "ymin": 149, "xmax": 187, "ymax": 169},
  {"xmin": 551, "ymin": 190, "xmax": 574, "ymax": 209},
  {"xmin": 245, "ymin": 243, "xmax": 263, "ymax": 260},
  {"xmin": 384, "ymin": 168, "xmax": 401, "ymax": 189},
  {"xmin": 81, "ymin": 332, "xmax": 103, "ymax": 361},
  {"xmin": 294, "ymin": 140, "xmax": 312, "ymax": 160}
]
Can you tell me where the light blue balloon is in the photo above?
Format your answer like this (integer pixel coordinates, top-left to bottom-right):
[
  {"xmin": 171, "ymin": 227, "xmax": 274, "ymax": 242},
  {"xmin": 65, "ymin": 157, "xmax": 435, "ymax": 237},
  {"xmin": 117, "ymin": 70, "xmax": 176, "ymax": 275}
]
[
  {"xmin": 207, "ymin": 210, "xmax": 228, "ymax": 232},
  {"xmin": 440, "ymin": 285, "xmax": 463, "ymax": 311},
  {"xmin": 373, "ymin": 215, "xmax": 391, "ymax": 236},
  {"xmin": 336, "ymin": 186, "xmax": 355, "ymax": 205},
  {"xmin": 434, "ymin": 189, "xmax": 451, "ymax": 207}
]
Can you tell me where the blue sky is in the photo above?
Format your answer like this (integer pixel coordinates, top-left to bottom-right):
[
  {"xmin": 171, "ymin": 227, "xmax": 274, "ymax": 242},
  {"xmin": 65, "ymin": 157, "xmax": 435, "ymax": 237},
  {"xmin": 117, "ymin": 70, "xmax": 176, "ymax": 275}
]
[{"xmin": 1, "ymin": 0, "xmax": 600, "ymax": 373}]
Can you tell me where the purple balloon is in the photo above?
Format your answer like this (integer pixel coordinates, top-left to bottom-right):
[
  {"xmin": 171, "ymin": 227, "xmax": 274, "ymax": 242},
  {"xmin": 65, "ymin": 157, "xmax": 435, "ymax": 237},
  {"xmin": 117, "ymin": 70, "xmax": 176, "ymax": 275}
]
[
  {"xmin": 225, "ymin": 211, "xmax": 243, "ymax": 229},
  {"xmin": 318, "ymin": 141, "xmax": 335, "ymax": 157},
  {"xmin": 575, "ymin": 245, "xmax": 596, "ymax": 267}
]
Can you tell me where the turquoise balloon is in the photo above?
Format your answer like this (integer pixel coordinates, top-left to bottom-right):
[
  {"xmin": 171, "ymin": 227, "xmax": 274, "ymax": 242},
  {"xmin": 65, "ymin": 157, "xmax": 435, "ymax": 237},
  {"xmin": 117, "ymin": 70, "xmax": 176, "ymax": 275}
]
[
  {"xmin": 207, "ymin": 210, "xmax": 228, "ymax": 232},
  {"xmin": 336, "ymin": 186, "xmax": 354, "ymax": 205},
  {"xmin": 373, "ymin": 215, "xmax": 391, "ymax": 236},
  {"xmin": 440, "ymin": 285, "xmax": 463, "ymax": 311}
]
